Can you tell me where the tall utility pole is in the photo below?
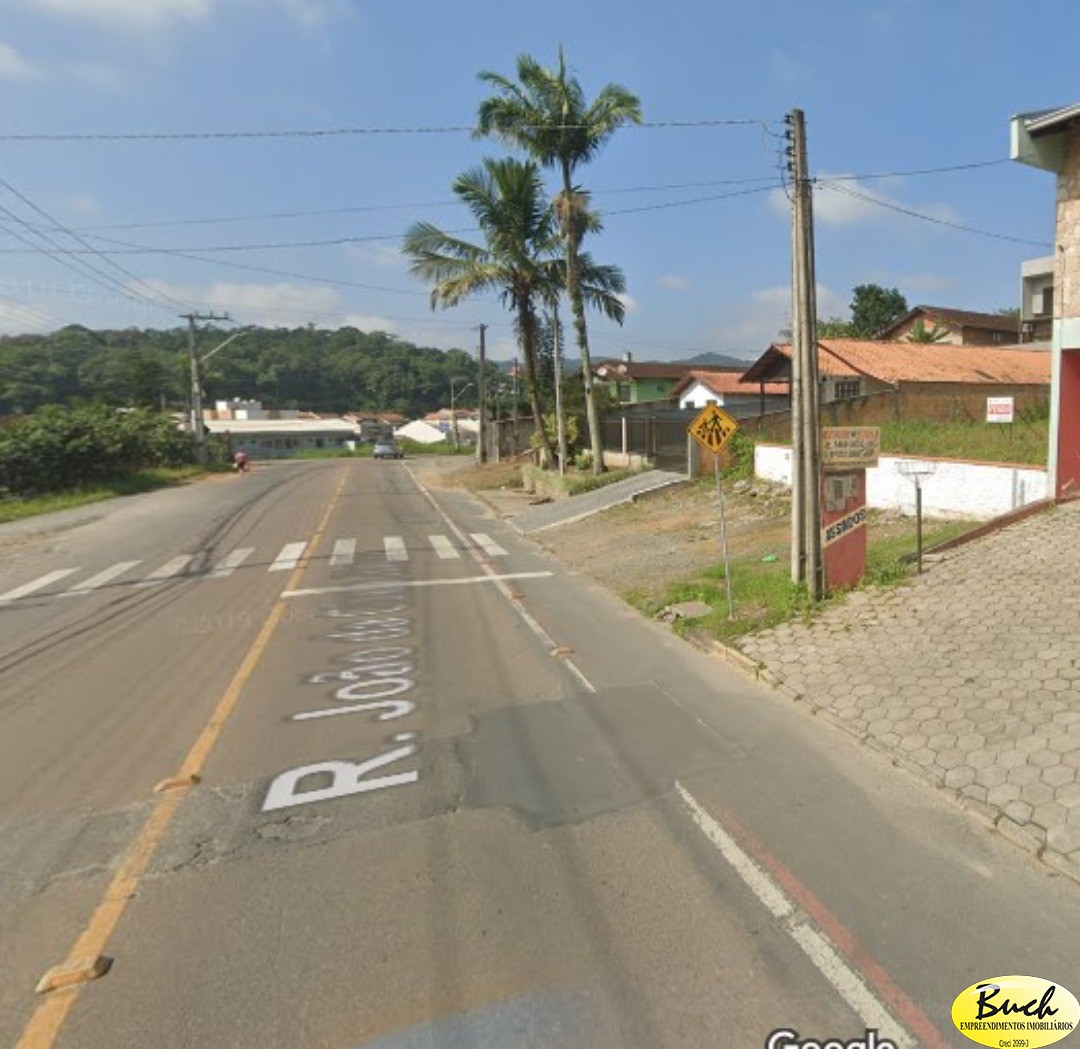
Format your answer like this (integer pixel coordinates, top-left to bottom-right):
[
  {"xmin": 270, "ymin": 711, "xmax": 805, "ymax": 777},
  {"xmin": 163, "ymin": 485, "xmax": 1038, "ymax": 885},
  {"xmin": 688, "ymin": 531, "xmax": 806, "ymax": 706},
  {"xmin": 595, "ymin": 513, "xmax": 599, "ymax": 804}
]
[
  {"xmin": 476, "ymin": 324, "xmax": 488, "ymax": 464},
  {"xmin": 552, "ymin": 300, "xmax": 567, "ymax": 475},
  {"xmin": 182, "ymin": 311, "xmax": 231, "ymax": 464},
  {"xmin": 786, "ymin": 109, "xmax": 824, "ymax": 600}
]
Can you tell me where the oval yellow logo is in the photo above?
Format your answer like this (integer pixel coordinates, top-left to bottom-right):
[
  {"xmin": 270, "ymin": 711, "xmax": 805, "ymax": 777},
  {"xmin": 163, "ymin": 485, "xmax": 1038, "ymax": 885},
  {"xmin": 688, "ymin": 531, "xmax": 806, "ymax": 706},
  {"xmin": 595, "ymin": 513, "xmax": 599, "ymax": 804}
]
[{"xmin": 952, "ymin": 976, "xmax": 1079, "ymax": 1047}]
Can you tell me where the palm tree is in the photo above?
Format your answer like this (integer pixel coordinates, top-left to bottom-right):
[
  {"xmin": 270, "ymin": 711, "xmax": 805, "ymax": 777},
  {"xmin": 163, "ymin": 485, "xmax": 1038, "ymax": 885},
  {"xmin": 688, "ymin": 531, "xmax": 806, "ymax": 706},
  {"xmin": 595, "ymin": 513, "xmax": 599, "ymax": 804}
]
[
  {"xmin": 403, "ymin": 157, "xmax": 625, "ymax": 466},
  {"xmin": 906, "ymin": 319, "xmax": 950, "ymax": 344},
  {"xmin": 476, "ymin": 49, "xmax": 642, "ymax": 473}
]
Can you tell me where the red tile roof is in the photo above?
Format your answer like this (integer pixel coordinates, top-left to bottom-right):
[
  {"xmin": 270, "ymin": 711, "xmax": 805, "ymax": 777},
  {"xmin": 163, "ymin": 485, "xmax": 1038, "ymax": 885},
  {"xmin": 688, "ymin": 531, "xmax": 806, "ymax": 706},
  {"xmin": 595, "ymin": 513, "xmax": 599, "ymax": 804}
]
[
  {"xmin": 878, "ymin": 306, "xmax": 1020, "ymax": 340},
  {"xmin": 741, "ymin": 340, "xmax": 1050, "ymax": 385},
  {"xmin": 674, "ymin": 369, "xmax": 788, "ymax": 397}
]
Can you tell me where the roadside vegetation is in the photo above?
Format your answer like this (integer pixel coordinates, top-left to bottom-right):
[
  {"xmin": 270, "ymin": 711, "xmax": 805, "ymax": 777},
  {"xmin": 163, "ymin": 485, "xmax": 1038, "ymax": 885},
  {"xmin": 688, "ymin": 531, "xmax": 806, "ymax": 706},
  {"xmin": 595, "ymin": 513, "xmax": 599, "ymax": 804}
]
[
  {"xmin": 879, "ymin": 410, "xmax": 1049, "ymax": 466},
  {"xmin": 0, "ymin": 404, "xmax": 209, "ymax": 522}
]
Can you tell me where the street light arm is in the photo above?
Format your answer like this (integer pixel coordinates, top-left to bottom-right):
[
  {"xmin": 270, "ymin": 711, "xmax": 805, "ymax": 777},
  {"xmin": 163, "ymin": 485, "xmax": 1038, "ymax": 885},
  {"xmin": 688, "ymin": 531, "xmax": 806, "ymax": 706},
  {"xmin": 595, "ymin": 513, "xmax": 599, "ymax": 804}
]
[{"xmin": 202, "ymin": 327, "xmax": 253, "ymax": 363}]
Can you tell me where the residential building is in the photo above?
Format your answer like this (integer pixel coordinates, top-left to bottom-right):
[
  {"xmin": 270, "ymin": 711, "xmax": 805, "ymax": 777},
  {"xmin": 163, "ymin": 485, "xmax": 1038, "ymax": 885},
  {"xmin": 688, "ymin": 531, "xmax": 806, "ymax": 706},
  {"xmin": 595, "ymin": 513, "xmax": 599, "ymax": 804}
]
[
  {"xmin": 740, "ymin": 339, "xmax": 1050, "ymax": 413},
  {"xmin": 591, "ymin": 354, "xmax": 690, "ymax": 404},
  {"xmin": 1020, "ymin": 257, "xmax": 1055, "ymax": 344},
  {"xmin": 673, "ymin": 369, "xmax": 788, "ymax": 416},
  {"xmin": 1012, "ymin": 103, "xmax": 1080, "ymax": 500},
  {"xmin": 877, "ymin": 306, "xmax": 1020, "ymax": 346}
]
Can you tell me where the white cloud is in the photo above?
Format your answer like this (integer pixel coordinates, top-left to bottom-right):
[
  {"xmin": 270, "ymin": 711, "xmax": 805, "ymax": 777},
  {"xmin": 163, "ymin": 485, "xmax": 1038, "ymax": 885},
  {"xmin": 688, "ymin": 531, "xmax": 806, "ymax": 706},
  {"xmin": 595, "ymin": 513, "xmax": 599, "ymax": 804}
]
[
  {"xmin": 20, "ymin": 0, "xmax": 215, "ymax": 32},
  {"xmin": 273, "ymin": 0, "xmax": 347, "ymax": 30},
  {"xmin": 770, "ymin": 174, "xmax": 961, "ymax": 229},
  {"xmin": 710, "ymin": 283, "xmax": 848, "ymax": 355},
  {"xmin": 0, "ymin": 41, "xmax": 42, "ymax": 80},
  {"xmin": 658, "ymin": 273, "xmax": 692, "ymax": 292},
  {"xmin": 65, "ymin": 194, "xmax": 104, "ymax": 218},
  {"xmin": 617, "ymin": 293, "xmax": 640, "ymax": 314},
  {"xmin": 69, "ymin": 61, "xmax": 127, "ymax": 89},
  {"xmin": 770, "ymin": 49, "xmax": 810, "ymax": 84},
  {"xmin": 146, "ymin": 280, "xmax": 341, "ymax": 325},
  {"xmin": 343, "ymin": 242, "xmax": 409, "ymax": 272}
]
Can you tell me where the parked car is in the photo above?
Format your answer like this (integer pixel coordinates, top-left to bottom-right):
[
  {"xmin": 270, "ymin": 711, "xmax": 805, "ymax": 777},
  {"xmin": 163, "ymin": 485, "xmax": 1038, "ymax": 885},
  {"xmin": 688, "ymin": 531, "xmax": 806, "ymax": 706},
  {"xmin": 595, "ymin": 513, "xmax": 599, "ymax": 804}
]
[{"xmin": 373, "ymin": 439, "xmax": 404, "ymax": 460}]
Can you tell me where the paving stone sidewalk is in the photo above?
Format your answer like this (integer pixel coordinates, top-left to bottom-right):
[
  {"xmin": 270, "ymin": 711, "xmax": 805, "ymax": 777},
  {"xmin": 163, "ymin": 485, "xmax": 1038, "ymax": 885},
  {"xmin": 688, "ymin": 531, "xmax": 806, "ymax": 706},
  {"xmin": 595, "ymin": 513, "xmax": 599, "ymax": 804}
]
[{"xmin": 738, "ymin": 500, "xmax": 1080, "ymax": 884}]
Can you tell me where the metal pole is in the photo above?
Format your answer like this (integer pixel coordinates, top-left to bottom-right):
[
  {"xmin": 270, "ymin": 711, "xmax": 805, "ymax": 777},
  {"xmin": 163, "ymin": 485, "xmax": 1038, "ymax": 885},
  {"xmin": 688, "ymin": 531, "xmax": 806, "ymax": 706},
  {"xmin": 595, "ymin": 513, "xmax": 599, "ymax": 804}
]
[
  {"xmin": 476, "ymin": 324, "xmax": 488, "ymax": 464},
  {"xmin": 715, "ymin": 453, "xmax": 735, "ymax": 619},
  {"xmin": 916, "ymin": 480, "xmax": 924, "ymax": 575},
  {"xmin": 553, "ymin": 301, "xmax": 567, "ymax": 475},
  {"xmin": 186, "ymin": 316, "xmax": 206, "ymax": 464},
  {"xmin": 791, "ymin": 108, "xmax": 823, "ymax": 599}
]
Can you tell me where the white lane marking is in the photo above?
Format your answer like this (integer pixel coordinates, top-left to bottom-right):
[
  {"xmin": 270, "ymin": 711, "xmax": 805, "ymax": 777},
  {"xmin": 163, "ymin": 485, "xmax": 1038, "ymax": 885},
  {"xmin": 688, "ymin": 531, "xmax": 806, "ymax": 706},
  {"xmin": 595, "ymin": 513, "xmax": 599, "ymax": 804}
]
[
  {"xmin": 428, "ymin": 535, "xmax": 459, "ymax": 560},
  {"xmin": 282, "ymin": 571, "xmax": 553, "ymax": 598},
  {"xmin": 404, "ymin": 467, "xmax": 597, "ymax": 694},
  {"xmin": 330, "ymin": 538, "xmax": 356, "ymax": 567},
  {"xmin": 62, "ymin": 560, "xmax": 142, "ymax": 596},
  {"xmin": 270, "ymin": 541, "xmax": 307, "ymax": 573},
  {"xmin": 674, "ymin": 782, "xmax": 915, "ymax": 1049},
  {"xmin": 208, "ymin": 548, "xmax": 254, "ymax": 578},
  {"xmin": 141, "ymin": 554, "xmax": 195, "ymax": 584},
  {"xmin": 384, "ymin": 536, "xmax": 408, "ymax": 562},
  {"xmin": 470, "ymin": 533, "xmax": 507, "ymax": 558},
  {"xmin": 0, "ymin": 568, "xmax": 81, "ymax": 604}
]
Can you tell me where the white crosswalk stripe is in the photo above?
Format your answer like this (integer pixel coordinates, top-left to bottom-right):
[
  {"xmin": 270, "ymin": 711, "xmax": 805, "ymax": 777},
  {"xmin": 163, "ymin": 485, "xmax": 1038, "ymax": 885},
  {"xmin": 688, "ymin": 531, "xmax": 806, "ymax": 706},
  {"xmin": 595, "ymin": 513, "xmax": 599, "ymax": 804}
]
[
  {"xmin": 139, "ymin": 554, "xmax": 195, "ymax": 585},
  {"xmin": 208, "ymin": 547, "xmax": 255, "ymax": 578},
  {"xmin": 63, "ymin": 560, "xmax": 142, "ymax": 596},
  {"xmin": 428, "ymin": 535, "xmax": 460, "ymax": 560},
  {"xmin": 0, "ymin": 568, "xmax": 81, "ymax": 604},
  {"xmin": 330, "ymin": 538, "xmax": 356, "ymax": 567},
  {"xmin": 270, "ymin": 542, "xmax": 307, "ymax": 573},
  {"xmin": 470, "ymin": 533, "xmax": 508, "ymax": 558},
  {"xmin": 0, "ymin": 529, "xmax": 502, "ymax": 605}
]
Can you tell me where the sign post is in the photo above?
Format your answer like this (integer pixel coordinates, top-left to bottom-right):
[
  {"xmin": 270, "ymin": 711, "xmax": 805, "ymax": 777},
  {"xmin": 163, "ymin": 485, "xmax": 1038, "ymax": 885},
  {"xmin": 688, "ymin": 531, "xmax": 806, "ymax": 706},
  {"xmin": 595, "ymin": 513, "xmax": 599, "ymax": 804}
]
[
  {"xmin": 820, "ymin": 427, "xmax": 879, "ymax": 591},
  {"xmin": 688, "ymin": 405, "xmax": 740, "ymax": 619}
]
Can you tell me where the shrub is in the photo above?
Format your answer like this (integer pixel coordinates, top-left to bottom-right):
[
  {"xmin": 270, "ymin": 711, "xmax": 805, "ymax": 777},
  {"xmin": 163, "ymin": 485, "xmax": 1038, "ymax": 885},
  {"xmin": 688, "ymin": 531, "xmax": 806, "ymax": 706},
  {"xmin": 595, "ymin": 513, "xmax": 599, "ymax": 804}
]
[{"xmin": 0, "ymin": 405, "xmax": 196, "ymax": 495}]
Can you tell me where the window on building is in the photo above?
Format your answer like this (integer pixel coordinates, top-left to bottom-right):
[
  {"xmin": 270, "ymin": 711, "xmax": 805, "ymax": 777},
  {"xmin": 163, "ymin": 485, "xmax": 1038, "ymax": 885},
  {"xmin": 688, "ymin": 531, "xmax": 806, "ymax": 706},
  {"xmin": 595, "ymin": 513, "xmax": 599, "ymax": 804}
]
[{"xmin": 834, "ymin": 380, "xmax": 861, "ymax": 400}]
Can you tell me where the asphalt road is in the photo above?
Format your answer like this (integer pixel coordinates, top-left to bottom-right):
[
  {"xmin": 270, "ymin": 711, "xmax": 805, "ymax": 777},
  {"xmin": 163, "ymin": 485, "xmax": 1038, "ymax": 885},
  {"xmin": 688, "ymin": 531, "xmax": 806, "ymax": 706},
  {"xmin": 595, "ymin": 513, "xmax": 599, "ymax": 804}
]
[{"xmin": 0, "ymin": 459, "xmax": 1076, "ymax": 1049}]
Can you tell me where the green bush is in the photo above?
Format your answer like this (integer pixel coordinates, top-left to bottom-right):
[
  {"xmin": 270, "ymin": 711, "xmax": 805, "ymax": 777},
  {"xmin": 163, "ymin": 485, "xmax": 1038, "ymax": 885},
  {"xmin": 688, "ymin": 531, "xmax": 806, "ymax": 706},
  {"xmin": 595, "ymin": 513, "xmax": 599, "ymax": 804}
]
[{"xmin": 0, "ymin": 405, "xmax": 196, "ymax": 495}]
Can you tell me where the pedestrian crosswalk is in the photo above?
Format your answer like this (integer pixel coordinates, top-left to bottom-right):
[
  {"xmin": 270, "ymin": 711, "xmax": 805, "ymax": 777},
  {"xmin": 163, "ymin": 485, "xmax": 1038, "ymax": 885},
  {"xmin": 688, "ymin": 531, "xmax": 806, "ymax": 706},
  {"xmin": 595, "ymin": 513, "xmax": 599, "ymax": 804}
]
[{"xmin": 0, "ymin": 532, "xmax": 512, "ymax": 605}]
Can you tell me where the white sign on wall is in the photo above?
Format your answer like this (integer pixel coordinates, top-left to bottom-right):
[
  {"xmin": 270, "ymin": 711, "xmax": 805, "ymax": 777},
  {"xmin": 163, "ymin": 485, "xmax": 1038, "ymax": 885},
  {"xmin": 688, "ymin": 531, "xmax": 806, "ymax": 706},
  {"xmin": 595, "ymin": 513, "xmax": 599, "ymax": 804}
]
[{"xmin": 986, "ymin": 397, "xmax": 1015, "ymax": 424}]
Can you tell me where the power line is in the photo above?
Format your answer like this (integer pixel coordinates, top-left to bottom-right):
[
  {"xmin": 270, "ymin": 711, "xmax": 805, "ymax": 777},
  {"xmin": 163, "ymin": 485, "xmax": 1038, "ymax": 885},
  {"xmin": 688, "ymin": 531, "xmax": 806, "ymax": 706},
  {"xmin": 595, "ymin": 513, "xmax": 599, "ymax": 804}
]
[
  {"xmin": 819, "ymin": 182, "xmax": 1053, "ymax": 248},
  {"xmin": 0, "ymin": 175, "xmax": 187, "ymax": 313},
  {"xmin": 0, "ymin": 117, "xmax": 776, "ymax": 143}
]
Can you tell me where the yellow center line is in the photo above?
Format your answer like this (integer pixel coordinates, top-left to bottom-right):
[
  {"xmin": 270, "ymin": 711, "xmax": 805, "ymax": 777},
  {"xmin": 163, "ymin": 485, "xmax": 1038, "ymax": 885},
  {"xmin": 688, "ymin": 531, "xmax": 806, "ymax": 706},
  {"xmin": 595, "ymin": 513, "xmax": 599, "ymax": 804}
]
[{"xmin": 16, "ymin": 467, "xmax": 351, "ymax": 1049}]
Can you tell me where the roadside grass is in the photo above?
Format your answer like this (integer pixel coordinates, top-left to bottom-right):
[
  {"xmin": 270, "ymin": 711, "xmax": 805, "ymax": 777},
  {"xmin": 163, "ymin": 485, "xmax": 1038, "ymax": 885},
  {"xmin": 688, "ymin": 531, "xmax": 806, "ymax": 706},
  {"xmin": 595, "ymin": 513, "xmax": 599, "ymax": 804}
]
[
  {"xmin": 0, "ymin": 465, "xmax": 211, "ymax": 523},
  {"xmin": 879, "ymin": 414, "xmax": 1049, "ymax": 466},
  {"xmin": 626, "ymin": 514, "xmax": 977, "ymax": 646}
]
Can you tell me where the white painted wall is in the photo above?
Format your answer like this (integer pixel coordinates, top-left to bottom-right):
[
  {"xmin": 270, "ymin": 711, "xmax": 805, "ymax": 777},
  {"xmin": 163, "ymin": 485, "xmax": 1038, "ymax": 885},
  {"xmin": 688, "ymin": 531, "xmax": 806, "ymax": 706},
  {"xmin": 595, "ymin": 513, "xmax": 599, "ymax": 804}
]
[{"xmin": 755, "ymin": 443, "xmax": 1048, "ymax": 517}]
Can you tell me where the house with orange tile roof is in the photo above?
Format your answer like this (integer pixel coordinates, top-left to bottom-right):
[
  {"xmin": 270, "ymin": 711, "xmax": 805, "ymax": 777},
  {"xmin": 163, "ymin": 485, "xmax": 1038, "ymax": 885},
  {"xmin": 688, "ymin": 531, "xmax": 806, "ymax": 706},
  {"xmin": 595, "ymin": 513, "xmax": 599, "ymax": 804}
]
[
  {"xmin": 877, "ymin": 306, "xmax": 1021, "ymax": 346},
  {"xmin": 672, "ymin": 369, "xmax": 789, "ymax": 414},
  {"xmin": 739, "ymin": 340, "xmax": 1050, "ymax": 427}
]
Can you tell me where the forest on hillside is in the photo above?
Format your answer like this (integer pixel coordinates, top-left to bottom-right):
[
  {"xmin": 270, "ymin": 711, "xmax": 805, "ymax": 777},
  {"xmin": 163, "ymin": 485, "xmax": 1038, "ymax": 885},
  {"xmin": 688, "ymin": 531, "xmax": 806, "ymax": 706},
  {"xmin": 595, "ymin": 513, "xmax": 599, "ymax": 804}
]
[{"xmin": 0, "ymin": 324, "xmax": 493, "ymax": 418}]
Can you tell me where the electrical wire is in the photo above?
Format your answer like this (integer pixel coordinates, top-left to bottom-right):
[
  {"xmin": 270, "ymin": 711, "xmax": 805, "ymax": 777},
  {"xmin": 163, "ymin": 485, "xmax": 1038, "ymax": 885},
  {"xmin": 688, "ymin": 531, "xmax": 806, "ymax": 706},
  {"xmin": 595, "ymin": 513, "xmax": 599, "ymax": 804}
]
[
  {"xmin": 818, "ymin": 182, "xmax": 1053, "ymax": 248},
  {"xmin": 0, "ymin": 117, "xmax": 776, "ymax": 143},
  {"xmin": 0, "ymin": 176, "xmax": 188, "ymax": 313}
]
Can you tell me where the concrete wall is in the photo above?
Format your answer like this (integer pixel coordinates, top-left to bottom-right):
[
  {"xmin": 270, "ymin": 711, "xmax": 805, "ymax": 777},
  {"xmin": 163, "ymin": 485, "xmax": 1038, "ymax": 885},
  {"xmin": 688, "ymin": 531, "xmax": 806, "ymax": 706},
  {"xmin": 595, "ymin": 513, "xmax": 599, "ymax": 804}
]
[{"xmin": 755, "ymin": 443, "xmax": 1048, "ymax": 518}]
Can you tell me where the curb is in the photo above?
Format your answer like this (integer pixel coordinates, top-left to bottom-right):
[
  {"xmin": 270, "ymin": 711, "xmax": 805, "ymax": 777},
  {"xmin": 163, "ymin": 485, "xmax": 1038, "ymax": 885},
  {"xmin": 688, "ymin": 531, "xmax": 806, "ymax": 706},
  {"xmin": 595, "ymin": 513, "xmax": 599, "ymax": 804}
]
[{"xmin": 696, "ymin": 634, "xmax": 1080, "ymax": 889}]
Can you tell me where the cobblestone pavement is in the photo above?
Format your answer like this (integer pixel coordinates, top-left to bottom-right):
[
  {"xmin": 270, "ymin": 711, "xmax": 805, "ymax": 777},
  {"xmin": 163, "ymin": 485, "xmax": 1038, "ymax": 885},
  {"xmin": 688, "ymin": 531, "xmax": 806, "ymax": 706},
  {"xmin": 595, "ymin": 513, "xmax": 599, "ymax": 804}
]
[{"xmin": 738, "ymin": 499, "xmax": 1080, "ymax": 884}]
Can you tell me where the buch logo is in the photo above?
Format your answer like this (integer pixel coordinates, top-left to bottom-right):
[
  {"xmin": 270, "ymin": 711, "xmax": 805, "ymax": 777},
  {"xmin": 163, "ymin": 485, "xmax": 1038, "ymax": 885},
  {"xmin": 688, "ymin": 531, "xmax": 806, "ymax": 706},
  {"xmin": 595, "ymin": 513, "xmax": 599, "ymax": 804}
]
[{"xmin": 952, "ymin": 975, "xmax": 1078, "ymax": 1047}]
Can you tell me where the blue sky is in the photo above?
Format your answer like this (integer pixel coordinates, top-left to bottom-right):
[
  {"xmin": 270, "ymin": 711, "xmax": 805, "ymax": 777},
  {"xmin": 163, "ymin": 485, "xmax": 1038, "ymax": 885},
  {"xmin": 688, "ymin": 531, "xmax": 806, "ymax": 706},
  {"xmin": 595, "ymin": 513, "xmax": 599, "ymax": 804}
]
[{"xmin": 0, "ymin": 0, "xmax": 1075, "ymax": 362}]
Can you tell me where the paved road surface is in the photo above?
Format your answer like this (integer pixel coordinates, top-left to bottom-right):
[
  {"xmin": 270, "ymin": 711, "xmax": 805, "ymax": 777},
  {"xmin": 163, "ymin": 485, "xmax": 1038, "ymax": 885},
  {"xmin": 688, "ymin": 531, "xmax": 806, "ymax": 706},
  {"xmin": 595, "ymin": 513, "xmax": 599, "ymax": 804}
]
[{"xmin": 1, "ymin": 459, "xmax": 1076, "ymax": 1048}]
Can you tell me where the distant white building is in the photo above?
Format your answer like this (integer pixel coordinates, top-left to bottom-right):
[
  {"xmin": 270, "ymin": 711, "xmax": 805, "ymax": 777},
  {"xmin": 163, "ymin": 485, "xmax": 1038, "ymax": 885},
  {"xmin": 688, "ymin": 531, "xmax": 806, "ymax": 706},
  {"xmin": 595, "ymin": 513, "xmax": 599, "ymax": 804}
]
[
  {"xmin": 202, "ymin": 400, "xmax": 358, "ymax": 457},
  {"xmin": 395, "ymin": 419, "xmax": 447, "ymax": 445}
]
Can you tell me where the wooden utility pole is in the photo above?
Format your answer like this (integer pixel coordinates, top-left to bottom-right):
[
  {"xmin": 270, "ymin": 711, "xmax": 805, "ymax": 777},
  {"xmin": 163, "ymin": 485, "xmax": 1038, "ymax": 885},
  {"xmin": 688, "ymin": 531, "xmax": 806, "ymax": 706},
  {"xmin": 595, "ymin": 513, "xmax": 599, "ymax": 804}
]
[
  {"xmin": 182, "ymin": 311, "xmax": 230, "ymax": 465},
  {"xmin": 787, "ymin": 109, "xmax": 824, "ymax": 599},
  {"xmin": 476, "ymin": 323, "xmax": 488, "ymax": 464}
]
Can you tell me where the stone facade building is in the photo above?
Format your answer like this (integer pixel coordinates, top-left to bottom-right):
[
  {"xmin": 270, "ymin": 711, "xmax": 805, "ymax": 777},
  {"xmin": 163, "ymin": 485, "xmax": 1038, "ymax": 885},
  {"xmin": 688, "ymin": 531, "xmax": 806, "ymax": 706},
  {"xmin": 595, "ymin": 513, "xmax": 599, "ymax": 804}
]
[{"xmin": 1013, "ymin": 104, "xmax": 1080, "ymax": 500}]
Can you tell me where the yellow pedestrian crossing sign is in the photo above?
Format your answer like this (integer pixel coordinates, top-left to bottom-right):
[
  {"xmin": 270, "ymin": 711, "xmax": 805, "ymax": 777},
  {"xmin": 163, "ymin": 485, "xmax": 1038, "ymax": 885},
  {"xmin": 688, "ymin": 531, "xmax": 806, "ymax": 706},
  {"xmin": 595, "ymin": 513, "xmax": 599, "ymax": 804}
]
[{"xmin": 689, "ymin": 403, "xmax": 739, "ymax": 454}]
